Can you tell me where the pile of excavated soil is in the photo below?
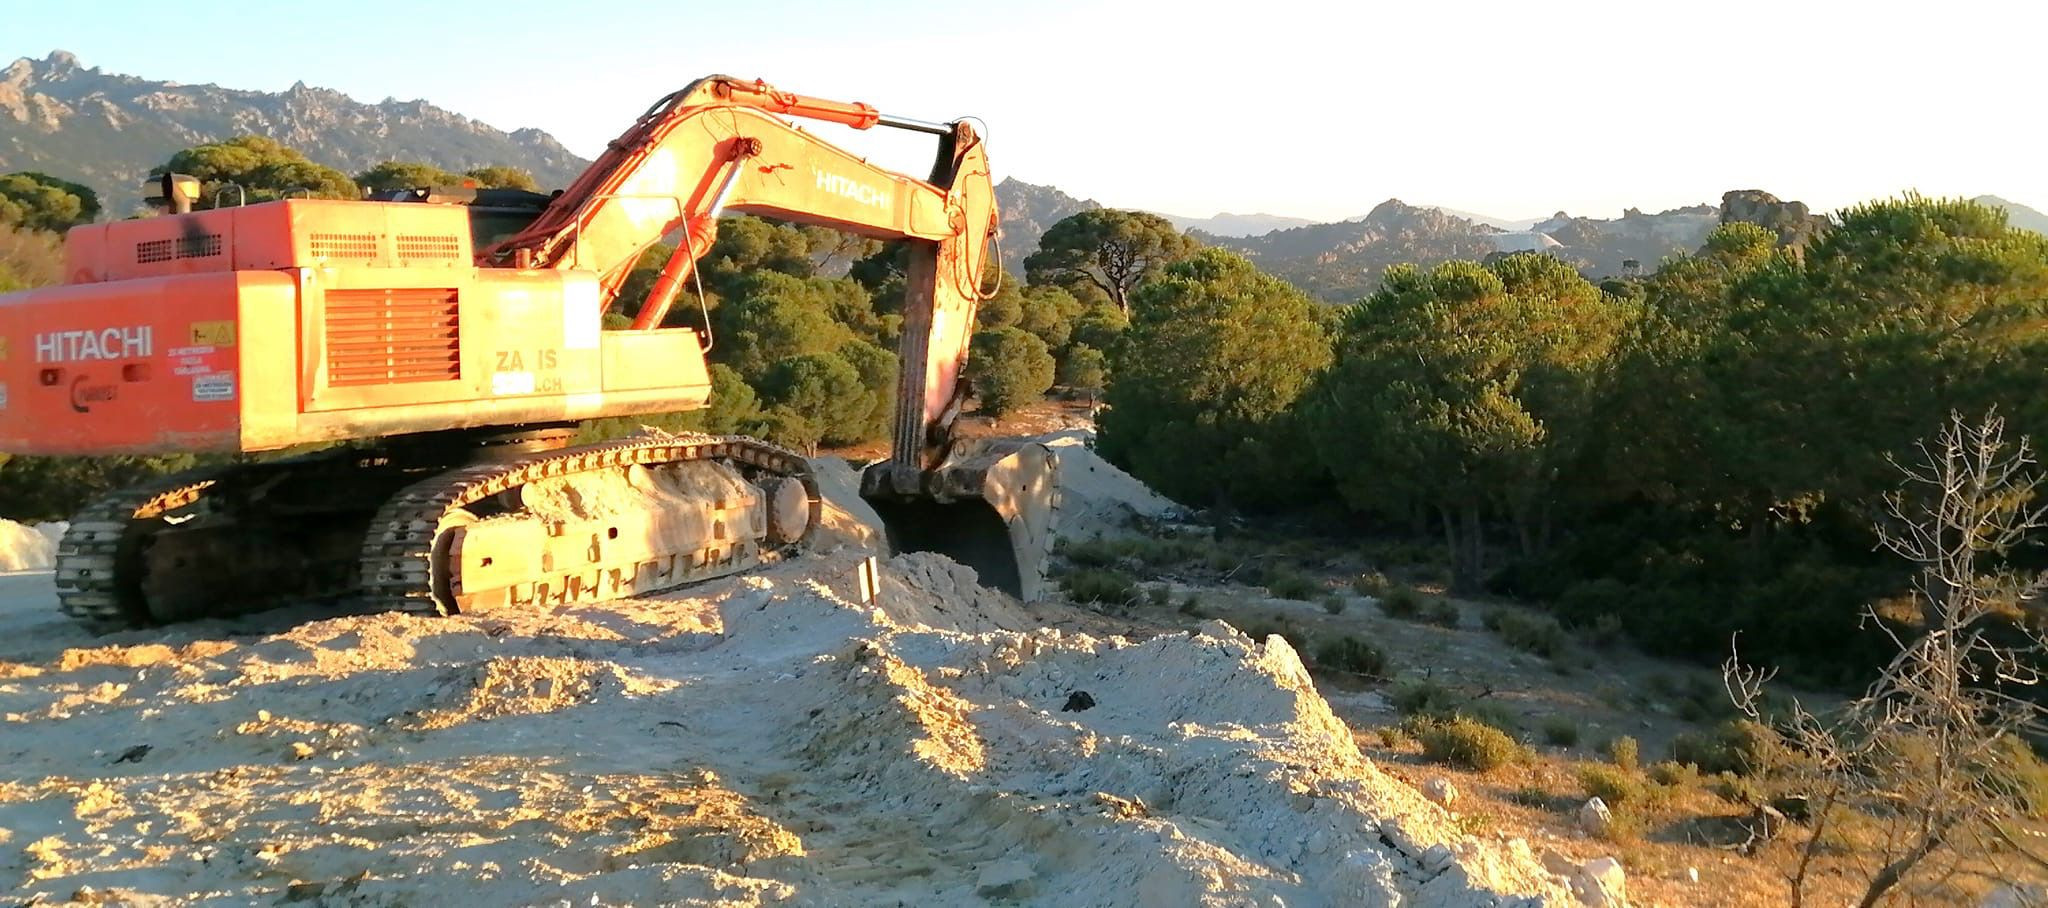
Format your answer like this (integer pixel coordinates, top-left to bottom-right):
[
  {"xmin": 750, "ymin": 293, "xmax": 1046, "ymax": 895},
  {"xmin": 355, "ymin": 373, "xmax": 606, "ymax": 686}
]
[
  {"xmin": 0, "ymin": 520, "xmax": 63, "ymax": 573},
  {"xmin": 1033, "ymin": 429, "xmax": 1185, "ymax": 540},
  {"xmin": 0, "ymin": 550, "xmax": 1570, "ymax": 905},
  {"xmin": 0, "ymin": 444, "xmax": 1577, "ymax": 905}
]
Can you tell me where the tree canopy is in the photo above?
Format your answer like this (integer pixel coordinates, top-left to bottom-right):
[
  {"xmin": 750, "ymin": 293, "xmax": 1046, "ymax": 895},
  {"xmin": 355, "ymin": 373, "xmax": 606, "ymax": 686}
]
[
  {"xmin": 0, "ymin": 172, "xmax": 101, "ymax": 232},
  {"xmin": 1024, "ymin": 209, "xmax": 1201, "ymax": 314},
  {"xmin": 1303, "ymin": 253, "xmax": 1631, "ymax": 590},
  {"xmin": 969, "ymin": 327, "xmax": 1056, "ymax": 417},
  {"xmin": 1096, "ymin": 249, "xmax": 1332, "ymax": 506},
  {"xmin": 354, "ymin": 161, "xmax": 464, "ymax": 193},
  {"xmin": 156, "ymin": 136, "xmax": 357, "ymax": 203},
  {"xmin": 463, "ymin": 166, "xmax": 540, "ymax": 191}
]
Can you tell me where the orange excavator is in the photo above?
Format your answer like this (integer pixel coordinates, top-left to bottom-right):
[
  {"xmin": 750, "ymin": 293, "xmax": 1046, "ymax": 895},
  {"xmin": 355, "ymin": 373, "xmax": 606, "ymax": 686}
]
[{"xmin": 0, "ymin": 75, "xmax": 1053, "ymax": 629}]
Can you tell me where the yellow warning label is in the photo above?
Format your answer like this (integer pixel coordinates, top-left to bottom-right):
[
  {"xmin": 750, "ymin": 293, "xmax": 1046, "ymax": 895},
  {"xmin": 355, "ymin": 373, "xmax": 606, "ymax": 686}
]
[
  {"xmin": 190, "ymin": 320, "xmax": 236, "ymax": 347},
  {"xmin": 0, "ymin": 337, "xmax": 8, "ymax": 362}
]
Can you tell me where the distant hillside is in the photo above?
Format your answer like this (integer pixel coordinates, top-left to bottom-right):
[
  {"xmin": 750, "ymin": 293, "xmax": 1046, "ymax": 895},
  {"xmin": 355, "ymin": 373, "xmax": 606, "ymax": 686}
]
[
  {"xmin": 1418, "ymin": 207, "xmax": 1540, "ymax": 232},
  {"xmin": 1201, "ymin": 200, "xmax": 1501, "ymax": 302},
  {"xmin": 1978, "ymin": 195, "xmax": 2048, "ymax": 235},
  {"xmin": 0, "ymin": 51, "xmax": 586, "ymax": 212},
  {"xmin": 993, "ymin": 177, "xmax": 1099, "ymax": 273},
  {"xmin": 1161, "ymin": 211, "xmax": 1316, "ymax": 237}
]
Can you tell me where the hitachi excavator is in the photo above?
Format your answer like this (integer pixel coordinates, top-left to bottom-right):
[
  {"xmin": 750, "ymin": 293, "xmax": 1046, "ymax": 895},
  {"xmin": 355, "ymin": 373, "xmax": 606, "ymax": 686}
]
[{"xmin": 0, "ymin": 75, "xmax": 1054, "ymax": 630}]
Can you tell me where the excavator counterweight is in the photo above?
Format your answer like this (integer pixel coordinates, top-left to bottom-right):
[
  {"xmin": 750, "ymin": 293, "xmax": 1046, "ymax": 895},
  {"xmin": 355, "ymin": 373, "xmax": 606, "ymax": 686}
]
[{"xmin": 0, "ymin": 76, "xmax": 1049, "ymax": 629}]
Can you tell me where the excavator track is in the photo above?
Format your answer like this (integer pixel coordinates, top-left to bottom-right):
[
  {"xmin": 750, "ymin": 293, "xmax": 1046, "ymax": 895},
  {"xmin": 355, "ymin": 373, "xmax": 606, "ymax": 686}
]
[
  {"xmin": 54, "ymin": 469, "xmax": 228, "ymax": 630},
  {"xmin": 360, "ymin": 434, "xmax": 819, "ymax": 615},
  {"xmin": 53, "ymin": 435, "xmax": 819, "ymax": 631}
]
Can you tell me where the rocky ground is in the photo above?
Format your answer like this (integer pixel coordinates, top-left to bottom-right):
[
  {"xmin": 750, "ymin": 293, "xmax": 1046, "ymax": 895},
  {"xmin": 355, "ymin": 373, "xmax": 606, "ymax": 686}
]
[{"xmin": 0, "ymin": 442, "xmax": 1596, "ymax": 907}]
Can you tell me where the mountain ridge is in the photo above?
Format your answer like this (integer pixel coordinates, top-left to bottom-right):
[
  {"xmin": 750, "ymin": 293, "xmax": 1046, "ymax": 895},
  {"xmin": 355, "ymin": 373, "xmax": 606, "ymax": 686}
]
[{"xmin": 0, "ymin": 50, "xmax": 587, "ymax": 212}]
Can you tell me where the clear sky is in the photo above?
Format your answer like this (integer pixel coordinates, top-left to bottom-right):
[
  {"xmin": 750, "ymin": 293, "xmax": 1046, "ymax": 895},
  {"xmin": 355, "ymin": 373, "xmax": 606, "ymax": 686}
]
[{"xmin": 5, "ymin": 0, "xmax": 2042, "ymax": 222}]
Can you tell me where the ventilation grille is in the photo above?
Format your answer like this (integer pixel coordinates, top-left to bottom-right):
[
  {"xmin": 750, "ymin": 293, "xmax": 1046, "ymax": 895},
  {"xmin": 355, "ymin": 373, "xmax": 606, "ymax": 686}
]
[
  {"xmin": 325, "ymin": 288, "xmax": 460, "ymax": 386},
  {"xmin": 178, "ymin": 233, "xmax": 223, "ymax": 258},
  {"xmin": 396, "ymin": 233, "xmax": 464, "ymax": 262},
  {"xmin": 134, "ymin": 232, "xmax": 223, "ymax": 264},
  {"xmin": 311, "ymin": 232, "xmax": 379, "ymax": 261}
]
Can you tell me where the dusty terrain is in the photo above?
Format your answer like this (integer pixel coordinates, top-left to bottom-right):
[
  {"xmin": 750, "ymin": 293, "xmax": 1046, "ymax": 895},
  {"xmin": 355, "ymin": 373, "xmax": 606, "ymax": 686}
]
[{"xmin": 0, "ymin": 445, "xmax": 1586, "ymax": 907}]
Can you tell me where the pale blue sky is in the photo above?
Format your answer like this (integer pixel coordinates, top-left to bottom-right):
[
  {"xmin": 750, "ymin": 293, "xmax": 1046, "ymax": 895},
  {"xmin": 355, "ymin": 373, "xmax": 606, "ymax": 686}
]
[{"xmin": 5, "ymin": 0, "xmax": 2042, "ymax": 221}]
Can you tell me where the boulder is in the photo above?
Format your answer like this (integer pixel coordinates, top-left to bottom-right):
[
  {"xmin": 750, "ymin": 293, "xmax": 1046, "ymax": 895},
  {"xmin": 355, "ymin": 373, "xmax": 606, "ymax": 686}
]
[
  {"xmin": 1577, "ymin": 797, "xmax": 1613, "ymax": 836},
  {"xmin": 1423, "ymin": 777, "xmax": 1457, "ymax": 808},
  {"xmin": 1572, "ymin": 856, "xmax": 1628, "ymax": 907},
  {"xmin": 1721, "ymin": 189, "xmax": 1829, "ymax": 249}
]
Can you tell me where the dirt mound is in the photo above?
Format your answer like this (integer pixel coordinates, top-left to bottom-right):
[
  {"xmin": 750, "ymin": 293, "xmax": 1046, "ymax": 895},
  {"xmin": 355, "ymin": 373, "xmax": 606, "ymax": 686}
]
[
  {"xmin": 0, "ymin": 520, "xmax": 62, "ymax": 572},
  {"xmin": 0, "ymin": 548, "xmax": 1570, "ymax": 905},
  {"xmin": 1034, "ymin": 429, "xmax": 1185, "ymax": 539}
]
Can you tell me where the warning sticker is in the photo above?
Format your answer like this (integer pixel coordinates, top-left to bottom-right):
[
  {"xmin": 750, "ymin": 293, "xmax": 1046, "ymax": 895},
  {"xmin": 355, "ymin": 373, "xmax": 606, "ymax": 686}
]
[
  {"xmin": 491, "ymin": 370, "xmax": 536, "ymax": 396},
  {"xmin": 189, "ymin": 320, "xmax": 237, "ymax": 347},
  {"xmin": 0, "ymin": 382, "xmax": 8, "ymax": 410},
  {"xmin": 563, "ymin": 280, "xmax": 599, "ymax": 350},
  {"xmin": 193, "ymin": 372, "xmax": 236, "ymax": 402}
]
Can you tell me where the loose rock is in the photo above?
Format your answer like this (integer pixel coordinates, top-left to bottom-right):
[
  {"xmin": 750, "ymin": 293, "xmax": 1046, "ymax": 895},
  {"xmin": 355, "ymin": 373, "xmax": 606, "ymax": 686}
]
[
  {"xmin": 1423, "ymin": 777, "xmax": 1457, "ymax": 808},
  {"xmin": 1578, "ymin": 797, "xmax": 1613, "ymax": 836},
  {"xmin": 1570, "ymin": 856, "xmax": 1627, "ymax": 907}
]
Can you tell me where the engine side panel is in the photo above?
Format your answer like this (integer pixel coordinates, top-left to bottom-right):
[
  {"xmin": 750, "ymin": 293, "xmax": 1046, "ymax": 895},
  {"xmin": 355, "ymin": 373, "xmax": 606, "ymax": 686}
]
[
  {"xmin": 0, "ymin": 270, "xmax": 288, "ymax": 454},
  {"xmin": 2, "ymin": 266, "xmax": 714, "ymax": 455}
]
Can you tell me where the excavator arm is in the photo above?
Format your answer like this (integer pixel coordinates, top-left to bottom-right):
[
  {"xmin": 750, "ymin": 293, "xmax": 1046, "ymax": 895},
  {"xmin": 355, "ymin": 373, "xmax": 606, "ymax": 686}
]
[{"xmin": 485, "ymin": 76, "xmax": 998, "ymax": 477}]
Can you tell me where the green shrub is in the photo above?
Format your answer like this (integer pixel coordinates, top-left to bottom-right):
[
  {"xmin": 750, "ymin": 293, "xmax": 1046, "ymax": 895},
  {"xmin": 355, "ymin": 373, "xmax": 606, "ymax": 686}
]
[
  {"xmin": 1265, "ymin": 569, "xmax": 1320, "ymax": 602},
  {"xmin": 1981, "ymin": 735, "xmax": 2048, "ymax": 819},
  {"xmin": 1586, "ymin": 613, "xmax": 1627, "ymax": 649},
  {"xmin": 968, "ymin": 326, "xmax": 1055, "ymax": 416},
  {"xmin": 1145, "ymin": 586, "xmax": 1171, "ymax": 607},
  {"xmin": 1062, "ymin": 568, "xmax": 1137, "ymax": 605},
  {"xmin": 1647, "ymin": 673, "xmax": 1681, "ymax": 698},
  {"xmin": 1057, "ymin": 344, "xmax": 1108, "ymax": 392},
  {"xmin": 1421, "ymin": 598, "xmax": 1462, "ymax": 628},
  {"xmin": 1555, "ymin": 577, "xmax": 1630, "ymax": 629},
  {"xmin": 1314, "ymin": 636, "xmax": 1390, "ymax": 679},
  {"xmin": 1352, "ymin": 571, "xmax": 1392, "ymax": 597},
  {"xmin": 1058, "ymin": 537, "xmax": 1123, "ymax": 568},
  {"xmin": 1605, "ymin": 735, "xmax": 1641, "ymax": 773},
  {"xmin": 1390, "ymin": 677, "xmax": 1461, "ymax": 718},
  {"xmin": 1488, "ymin": 609, "xmax": 1568, "ymax": 658},
  {"xmin": 1709, "ymin": 771, "xmax": 1766, "ymax": 806},
  {"xmin": 1322, "ymin": 594, "xmax": 1347, "ymax": 615},
  {"xmin": 1670, "ymin": 719, "xmax": 1783, "ymax": 777},
  {"xmin": 1540, "ymin": 715, "xmax": 1581, "ymax": 747},
  {"xmin": 1418, "ymin": 717, "xmax": 1526, "ymax": 773},
  {"xmin": 1647, "ymin": 760, "xmax": 1699, "ymax": 787},
  {"xmin": 1578, "ymin": 763, "xmax": 1651, "ymax": 808},
  {"xmin": 1376, "ymin": 726, "xmax": 1413, "ymax": 749},
  {"xmin": 1379, "ymin": 587, "xmax": 1424, "ymax": 619},
  {"xmin": 1179, "ymin": 594, "xmax": 1203, "ymax": 616}
]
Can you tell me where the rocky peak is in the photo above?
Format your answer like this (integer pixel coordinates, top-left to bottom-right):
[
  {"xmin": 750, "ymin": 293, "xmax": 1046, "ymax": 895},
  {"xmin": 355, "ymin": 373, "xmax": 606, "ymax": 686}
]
[
  {"xmin": 1721, "ymin": 189, "xmax": 1829, "ymax": 249},
  {"xmin": 0, "ymin": 51, "xmax": 589, "ymax": 211}
]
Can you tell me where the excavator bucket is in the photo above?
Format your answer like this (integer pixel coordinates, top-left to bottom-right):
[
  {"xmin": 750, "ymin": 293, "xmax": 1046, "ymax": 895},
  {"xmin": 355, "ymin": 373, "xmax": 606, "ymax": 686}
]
[{"xmin": 860, "ymin": 439, "xmax": 1059, "ymax": 600}]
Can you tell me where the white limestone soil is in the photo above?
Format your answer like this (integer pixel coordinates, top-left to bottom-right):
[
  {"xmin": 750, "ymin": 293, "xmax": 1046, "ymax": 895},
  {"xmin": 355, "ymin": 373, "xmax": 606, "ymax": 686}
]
[
  {"xmin": 0, "ymin": 519, "xmax": 62, "ymax": 572},
  {"xmin": 0, "ymin": 455, "xmax": 1573, "ymax": 906}
]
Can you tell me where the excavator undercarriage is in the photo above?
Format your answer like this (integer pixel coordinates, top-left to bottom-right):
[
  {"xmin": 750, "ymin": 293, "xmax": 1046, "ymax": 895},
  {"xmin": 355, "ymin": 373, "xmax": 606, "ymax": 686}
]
[{"xmin": 55, "ymin": 429, "xmax": 819, "ymax": 630}]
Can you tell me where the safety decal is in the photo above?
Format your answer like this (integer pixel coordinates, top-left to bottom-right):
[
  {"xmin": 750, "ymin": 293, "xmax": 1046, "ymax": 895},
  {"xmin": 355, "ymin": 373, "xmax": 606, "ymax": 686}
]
[{"xmin": 193, "ymin": 372, "xmax": 236, "ymax": 402}]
